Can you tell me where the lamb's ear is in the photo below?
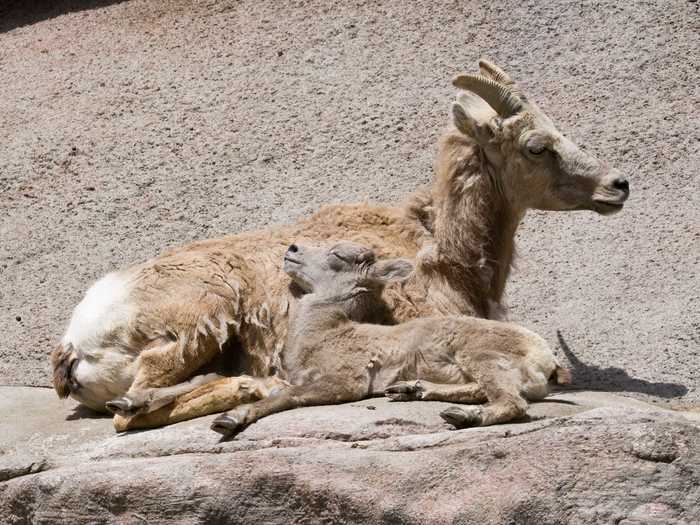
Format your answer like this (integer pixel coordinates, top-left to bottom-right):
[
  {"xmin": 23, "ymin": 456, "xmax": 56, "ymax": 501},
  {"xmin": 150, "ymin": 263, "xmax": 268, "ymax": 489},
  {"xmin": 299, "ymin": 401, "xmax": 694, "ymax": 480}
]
[
  {"xmin": 452, "ymin": 96, "xmax": 496, "ymax": 145},
  {"xmin": 368, "ymin": 258, "xmax": 414, "ymax": 285}
]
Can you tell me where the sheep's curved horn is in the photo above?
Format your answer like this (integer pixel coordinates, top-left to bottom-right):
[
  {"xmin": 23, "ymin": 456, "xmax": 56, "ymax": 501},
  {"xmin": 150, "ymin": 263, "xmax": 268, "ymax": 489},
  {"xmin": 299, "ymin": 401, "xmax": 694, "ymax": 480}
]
[
  {"xmin": 478, "ymin": 59, "xmax": 513, "ymax": 85},
  {"xmin": 452, "ymin": 74, "xmax": 523, "ymax": 117},
  {"xmin": 478, "ymin": 59, "xmax": 525, "ymax": 100}
]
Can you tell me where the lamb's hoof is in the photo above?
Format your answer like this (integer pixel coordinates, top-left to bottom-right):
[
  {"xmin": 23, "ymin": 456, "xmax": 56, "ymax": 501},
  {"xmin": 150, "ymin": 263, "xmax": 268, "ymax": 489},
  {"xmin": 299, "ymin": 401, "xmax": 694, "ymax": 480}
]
[
  {"xmin": 440, "ymin": 406, "xmax": 482, "ymax": 429},
  {"xmin": 105, "ymin": 397, "xmax": 139, "ymax": 417},
  {"xmin": 211, "ymin": 414, "xmax": 243, "ymax": 437},
  {"xmin": 385, "ymin": 380, "xmax": 424, "ymax": 401}
]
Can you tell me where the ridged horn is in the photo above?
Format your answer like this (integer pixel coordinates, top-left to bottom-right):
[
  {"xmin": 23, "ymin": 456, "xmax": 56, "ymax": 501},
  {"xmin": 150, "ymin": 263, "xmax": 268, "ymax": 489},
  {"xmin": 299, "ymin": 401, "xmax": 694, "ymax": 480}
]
[
  {"xmin": 478, "ymin": 59, "xmax": 513, "ymax": 85},
  {"xmin": 478, "ymin": 59, "xmax": 525, "ymax": 100},
  {"xmin": 452, "ymin": 74, "xmax": 523, "ymax": 117}
]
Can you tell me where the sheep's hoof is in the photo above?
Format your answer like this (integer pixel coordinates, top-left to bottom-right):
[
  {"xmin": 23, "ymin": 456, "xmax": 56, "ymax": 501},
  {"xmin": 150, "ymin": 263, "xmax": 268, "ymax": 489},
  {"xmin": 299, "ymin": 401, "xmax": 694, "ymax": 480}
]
[
  {"xmin": 105, "ymin": 397, "xmax": 140, "ymax": 417},
  {"xmin": 211, "ymin": 414, "xmax": 243, "ymax": 436},
  {"xmin": 440, "ymin": 406, "xmax": 482, "ymax": 429},
  {"xmin": 385, "ymin": 380, "xmax": 424, "ymax": 401}
]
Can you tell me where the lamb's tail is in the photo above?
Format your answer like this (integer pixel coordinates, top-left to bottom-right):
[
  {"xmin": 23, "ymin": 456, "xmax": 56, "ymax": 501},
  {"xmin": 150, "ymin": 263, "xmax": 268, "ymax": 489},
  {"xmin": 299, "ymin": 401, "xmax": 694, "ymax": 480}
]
[
  {"xmin": 50, "ymin": 342, "xmax": 77, "ymax": 398},
  {"xmin": 554, "ymin": 364, "xmax": 572, "ymax": 385}
]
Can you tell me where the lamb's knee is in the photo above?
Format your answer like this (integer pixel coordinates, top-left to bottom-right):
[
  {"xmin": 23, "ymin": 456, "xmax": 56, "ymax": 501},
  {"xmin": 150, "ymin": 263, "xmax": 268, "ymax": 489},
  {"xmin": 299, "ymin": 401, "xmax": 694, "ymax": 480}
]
[{"xmin": 481, "ymin": 395, "xmax": 528, "ymax": 426}]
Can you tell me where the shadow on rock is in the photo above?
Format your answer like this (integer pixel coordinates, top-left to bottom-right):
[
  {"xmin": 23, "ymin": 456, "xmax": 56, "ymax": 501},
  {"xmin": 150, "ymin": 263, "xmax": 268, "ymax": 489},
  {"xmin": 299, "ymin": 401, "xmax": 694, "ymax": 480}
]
[
  {"xmin": 556, "ymin": 330, "xmax": 688, "ymax": 399},
  {"xmin": 66, "ymin": 405, "xmax": 112, "ymax": 421},
  {"xmin": 0, "ymin": 0, "xmax": 126, "ymax": 34}
]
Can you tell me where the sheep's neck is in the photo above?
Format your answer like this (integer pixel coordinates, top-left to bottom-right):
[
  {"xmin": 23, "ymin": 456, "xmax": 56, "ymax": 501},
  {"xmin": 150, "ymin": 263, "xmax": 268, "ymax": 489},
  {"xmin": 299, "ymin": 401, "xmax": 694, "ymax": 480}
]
[{"xmin": 424, "ymin": 137, "xmax": 524, "ymax": 318}]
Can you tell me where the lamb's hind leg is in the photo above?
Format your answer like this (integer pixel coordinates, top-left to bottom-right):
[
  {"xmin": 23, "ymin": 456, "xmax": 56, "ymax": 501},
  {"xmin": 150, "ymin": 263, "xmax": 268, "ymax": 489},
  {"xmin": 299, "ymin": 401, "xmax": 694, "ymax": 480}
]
[
  {"xmin": 440, "ymin": 366, "xmax": 528, "ymax": 428},
  {"xmin": 385, "ymin": 380, "xmax": 487, "ymax": 403},
  {"xmin": 114, "ymin": 375, "xmax": 288, "ymax": 431}
]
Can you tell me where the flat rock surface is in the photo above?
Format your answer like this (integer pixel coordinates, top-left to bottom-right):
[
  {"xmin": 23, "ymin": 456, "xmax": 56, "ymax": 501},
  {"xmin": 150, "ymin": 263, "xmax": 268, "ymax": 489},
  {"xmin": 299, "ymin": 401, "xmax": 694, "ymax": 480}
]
[
  {"xmin": 1, "ymin": 386, "xmax": 699, "ymax": 523},
  {"xmin": 0, "ymin": 0, "xmax": 698, "ymax": 406}
]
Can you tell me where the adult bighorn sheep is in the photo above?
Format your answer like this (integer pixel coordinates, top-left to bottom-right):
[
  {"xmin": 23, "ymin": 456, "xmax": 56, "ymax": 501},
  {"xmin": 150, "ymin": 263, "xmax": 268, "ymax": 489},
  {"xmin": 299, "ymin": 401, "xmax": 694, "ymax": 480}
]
[
  {"xmin": 51, "ymin": 60, "xmax": 629, "ymax": 430},
  {"xmin": 210, "ymin": 241, "xmax": 571, "ymax": 436}
]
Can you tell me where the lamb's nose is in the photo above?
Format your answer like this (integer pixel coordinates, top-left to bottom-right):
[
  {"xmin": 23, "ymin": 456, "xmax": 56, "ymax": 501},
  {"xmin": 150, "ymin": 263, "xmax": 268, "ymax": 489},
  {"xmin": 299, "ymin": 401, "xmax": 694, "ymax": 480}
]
[
  {"xmin": 612, "ymin": 177, "xmax": 629, "ymax": 194},
  {"xmin": 287, "ymin": 244, "xmax": 298, "ymax": 253}
]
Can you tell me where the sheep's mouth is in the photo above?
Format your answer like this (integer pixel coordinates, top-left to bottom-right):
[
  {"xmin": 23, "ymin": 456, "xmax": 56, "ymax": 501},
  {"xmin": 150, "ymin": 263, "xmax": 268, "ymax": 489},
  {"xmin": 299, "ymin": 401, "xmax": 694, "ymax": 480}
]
[
  {"xmin": 283, "ymin": 256, "xmax": 301, "ymax": 265},
  {"xmin": 283, "ymin": 265, "xmax": 313, "ymax": 292},
  {"xmin": 592, "ymin": 200, "xmax": 624, "ymax": 215}
]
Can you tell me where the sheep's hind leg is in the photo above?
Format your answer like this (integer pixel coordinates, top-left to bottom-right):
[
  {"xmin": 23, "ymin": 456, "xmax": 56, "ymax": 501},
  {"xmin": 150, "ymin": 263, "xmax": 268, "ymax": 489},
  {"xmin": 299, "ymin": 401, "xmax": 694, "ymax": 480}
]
[
  {"xmin": 440, "ymin": 395, "xmax": 528, "ymax": 428},
  {"xmin": 385, "ymin": 380, "xmax": 486, "ymax": 403},
  {"xmin": 114, "ymin": 375, "xmax": 287, "ymax": 431}
]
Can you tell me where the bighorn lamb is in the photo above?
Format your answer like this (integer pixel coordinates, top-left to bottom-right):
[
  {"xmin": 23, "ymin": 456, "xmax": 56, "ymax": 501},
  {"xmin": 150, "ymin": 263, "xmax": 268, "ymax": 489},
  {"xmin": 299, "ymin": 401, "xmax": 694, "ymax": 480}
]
[
  {"xmin": 51, "ymin": 60, "xmax": 629, "ymax": 430},
  {"xmin": 210, "ymin": 241, "xmax": 571, "ymax": 435}
]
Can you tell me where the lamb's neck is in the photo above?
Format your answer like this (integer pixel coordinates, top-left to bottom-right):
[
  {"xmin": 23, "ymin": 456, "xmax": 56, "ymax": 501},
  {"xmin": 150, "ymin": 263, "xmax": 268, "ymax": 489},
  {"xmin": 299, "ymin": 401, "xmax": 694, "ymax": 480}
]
[
  {"xmin": 288, "ymin": 297, "xmax": 350, "ymax": 341},
  {"xmin": 424, "ymin": 139, "xmax": 525, "ymax": 318}
]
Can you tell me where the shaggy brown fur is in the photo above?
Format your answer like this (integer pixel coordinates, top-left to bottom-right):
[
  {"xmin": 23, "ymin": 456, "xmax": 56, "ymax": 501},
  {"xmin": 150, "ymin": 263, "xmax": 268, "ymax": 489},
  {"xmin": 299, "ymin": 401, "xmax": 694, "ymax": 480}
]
[{"xmin": 51, "ymin": 343, "xmax": 75, "ymax": 399}]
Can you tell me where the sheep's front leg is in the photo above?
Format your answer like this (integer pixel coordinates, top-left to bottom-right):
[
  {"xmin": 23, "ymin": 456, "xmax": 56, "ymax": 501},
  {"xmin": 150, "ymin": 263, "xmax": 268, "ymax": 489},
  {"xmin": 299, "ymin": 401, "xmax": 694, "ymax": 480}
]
[
  {"xmin": 211, "ymin": 377, "xmax": 365, "ymax": 437},
  {"xmin": 113, "ymin": 375, "xmax": 287, "ymax": 431},
  {"xmin": 106, "ymin": 373, "xmax": 222, "ymax": 417},
  {"xmin": 385, "ymin": 380, "xmax": 487, "ymax": 403}
]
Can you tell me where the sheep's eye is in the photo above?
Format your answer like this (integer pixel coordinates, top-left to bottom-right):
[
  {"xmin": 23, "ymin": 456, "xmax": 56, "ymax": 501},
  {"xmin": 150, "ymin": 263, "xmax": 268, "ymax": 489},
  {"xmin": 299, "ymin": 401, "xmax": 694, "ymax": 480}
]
[{"xmin": 528, "ymin": 144, "xmax": 546, "ymax": 155}]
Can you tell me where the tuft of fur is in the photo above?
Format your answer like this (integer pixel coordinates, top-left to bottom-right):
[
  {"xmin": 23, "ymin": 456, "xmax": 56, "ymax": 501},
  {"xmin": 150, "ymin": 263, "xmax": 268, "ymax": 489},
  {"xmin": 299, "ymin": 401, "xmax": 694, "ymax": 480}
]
[
  {"xmin": 50, "ymin": 343, "xmax": 74, "ymax": 398},
  {"xmin": 555, "ymin": 365, "xmax": 573, "ymax": 385}
]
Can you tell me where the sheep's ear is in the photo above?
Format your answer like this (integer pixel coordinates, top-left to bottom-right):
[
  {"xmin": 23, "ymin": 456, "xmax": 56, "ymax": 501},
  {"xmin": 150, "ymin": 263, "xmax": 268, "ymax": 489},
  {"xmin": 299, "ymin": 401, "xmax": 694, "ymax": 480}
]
[
  {"xmin": 368, "ymin": 258, "xmax": 414, "ymax": 285},
  {"xmin": 452, "ymin": 96, "xmax": 495, "ymax": 145}
]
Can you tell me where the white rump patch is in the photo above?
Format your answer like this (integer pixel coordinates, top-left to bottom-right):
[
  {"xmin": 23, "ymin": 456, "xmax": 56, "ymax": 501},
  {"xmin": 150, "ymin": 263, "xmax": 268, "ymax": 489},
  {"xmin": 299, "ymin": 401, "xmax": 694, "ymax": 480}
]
[{"xmin": 63, "ymin": 272, "xmax": 135, "ymax": 350}]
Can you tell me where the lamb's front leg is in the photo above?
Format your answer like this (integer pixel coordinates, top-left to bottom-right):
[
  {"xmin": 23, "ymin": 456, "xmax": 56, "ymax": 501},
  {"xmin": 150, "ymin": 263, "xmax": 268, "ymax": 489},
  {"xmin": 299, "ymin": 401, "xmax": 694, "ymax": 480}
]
[
  {"xmin": 210, "ymin": 377, "xmax": 366, "ymax": 437},
  {"xmin": 385, "ymin": 379, "xmax": 486, "ymax": 403}
]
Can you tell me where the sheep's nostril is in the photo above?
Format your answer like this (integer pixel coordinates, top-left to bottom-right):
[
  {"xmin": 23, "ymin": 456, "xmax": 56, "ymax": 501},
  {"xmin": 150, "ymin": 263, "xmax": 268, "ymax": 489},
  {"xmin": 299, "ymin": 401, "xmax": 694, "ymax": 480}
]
[
  {"xmin": 612, "ymin": 177, "xmax": 629, "ymax": 193},
  {"xmin": 288, "ymin": 244, "xmax": 298, "ymax": 253}
]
